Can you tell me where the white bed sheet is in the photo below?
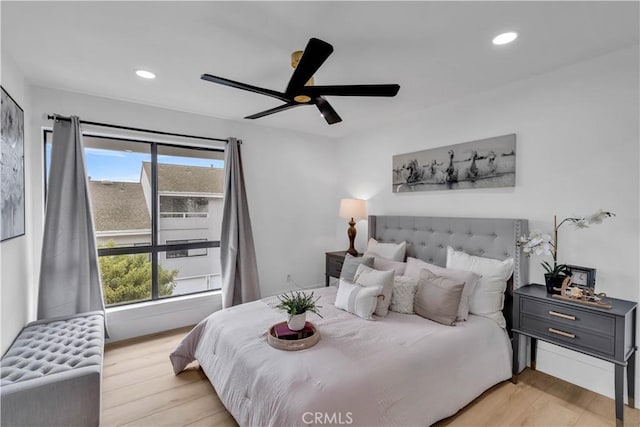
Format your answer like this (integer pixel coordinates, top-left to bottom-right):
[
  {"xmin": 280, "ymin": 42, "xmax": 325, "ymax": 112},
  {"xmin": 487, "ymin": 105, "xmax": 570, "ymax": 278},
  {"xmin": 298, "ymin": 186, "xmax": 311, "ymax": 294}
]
[{"xmin": 171, "ymin": 286, "xmax": 512, "ymax": 426}]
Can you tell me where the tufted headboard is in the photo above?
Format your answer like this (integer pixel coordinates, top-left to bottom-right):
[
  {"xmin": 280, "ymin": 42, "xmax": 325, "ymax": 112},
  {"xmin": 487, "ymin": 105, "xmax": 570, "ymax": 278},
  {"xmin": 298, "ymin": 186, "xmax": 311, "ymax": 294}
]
[{"xmin": 368, "ymin": 215, "xmax": 529, "ymax": 332}]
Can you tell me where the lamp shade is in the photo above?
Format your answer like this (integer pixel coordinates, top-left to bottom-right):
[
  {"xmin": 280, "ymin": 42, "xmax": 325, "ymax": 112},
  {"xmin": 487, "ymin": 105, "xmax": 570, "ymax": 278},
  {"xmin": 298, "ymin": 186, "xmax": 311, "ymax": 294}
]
[{"xmin": 339, "ymin": 198, "xmax": 367, "ymax": 220}]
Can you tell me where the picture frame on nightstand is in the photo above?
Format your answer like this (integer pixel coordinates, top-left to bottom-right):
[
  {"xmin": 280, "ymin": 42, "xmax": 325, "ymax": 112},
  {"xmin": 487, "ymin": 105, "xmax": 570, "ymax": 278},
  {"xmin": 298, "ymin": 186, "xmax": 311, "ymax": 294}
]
[{"xmin": 565, "ymin": 265, "xmax": 596, "ymax": 290}]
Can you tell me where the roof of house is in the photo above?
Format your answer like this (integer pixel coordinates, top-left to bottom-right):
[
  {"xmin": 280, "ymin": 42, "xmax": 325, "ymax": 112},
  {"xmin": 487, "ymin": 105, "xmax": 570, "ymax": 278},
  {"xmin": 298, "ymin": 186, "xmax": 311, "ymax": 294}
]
[
  {"xmin": 89, "ymin": 181, "xmax": 151, "ymax": 232},
  {"xmin": 142, "ymin": 162, "xmax": 224, "ymax": 194}
]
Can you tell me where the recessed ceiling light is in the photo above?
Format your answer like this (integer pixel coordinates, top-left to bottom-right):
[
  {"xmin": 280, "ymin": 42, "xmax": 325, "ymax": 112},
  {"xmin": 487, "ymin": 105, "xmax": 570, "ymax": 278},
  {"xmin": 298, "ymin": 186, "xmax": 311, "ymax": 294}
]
[
  {"xmin": 135, "ymin": 69, "xmax": 156, "ymax": 79},
  {"xmin": 492, "ymin": 32, "xmax": 518, "ymax": 45}
]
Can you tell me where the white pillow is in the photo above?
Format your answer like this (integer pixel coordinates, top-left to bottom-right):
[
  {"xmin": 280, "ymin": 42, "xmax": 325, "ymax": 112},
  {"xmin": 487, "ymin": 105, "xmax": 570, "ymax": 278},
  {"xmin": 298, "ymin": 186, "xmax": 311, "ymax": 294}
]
[
  {"xmin": 335, "ymin": 279, "xmax": 383, "ymax": 320},
  {"xmin": 366, "ymin": 238, "xmax": 407, "ymax": 262},
  {"xmin": 353, "ymin": 264, "xmax": 395, "ymax": 317},
  {"xmin": 389, "ymin": 275, "xmax": 419, "ymax": 314},
  {"xmin": 365, "ymin": 255, "xmax": 407, "ymax": 276},
  {"xmin": 404, "ymin": 257, "xmax": 481, "ymax": 321},
  {"xmin": 446, "ymin": 246, "xmax": 514, "ymax": 327}
]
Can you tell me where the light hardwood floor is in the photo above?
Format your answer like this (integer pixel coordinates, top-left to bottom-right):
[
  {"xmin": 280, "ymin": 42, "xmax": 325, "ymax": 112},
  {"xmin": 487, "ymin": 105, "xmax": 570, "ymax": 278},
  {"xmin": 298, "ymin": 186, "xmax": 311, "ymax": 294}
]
[{"xmin": 103, "ymin": 327, "xmax": 639, "ymax": 427}]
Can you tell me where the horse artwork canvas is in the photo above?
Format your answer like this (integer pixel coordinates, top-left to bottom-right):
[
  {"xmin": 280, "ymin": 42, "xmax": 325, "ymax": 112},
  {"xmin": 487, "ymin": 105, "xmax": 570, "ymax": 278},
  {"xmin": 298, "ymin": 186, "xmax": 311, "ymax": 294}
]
[{"xmin": 392, "ymin": 134, "xmax": 516, "ymax": 193}]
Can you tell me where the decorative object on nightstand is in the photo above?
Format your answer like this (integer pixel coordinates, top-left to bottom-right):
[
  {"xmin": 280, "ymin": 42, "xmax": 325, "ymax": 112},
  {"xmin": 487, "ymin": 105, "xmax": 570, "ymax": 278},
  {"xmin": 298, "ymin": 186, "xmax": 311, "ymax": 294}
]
[
  {"xmin": 551, "ymin": 274, "xmax": 612, "ymax": 309},
  {"xmin": 512, "ymin": 284, "xmax": 636, "ymax": 426},
  {"xmin": 339, "ymin": 198, "xmax": 367, "ymax": 256},
  {"xmin": 275, "ymin": 290, "xmax": 323, "ymax": 331},
  {"xmin": 565, "ymin": 264, "xmax": 596, "ymax": 289},
  {"xmin": 517, "ymin": 210, "xmax": 614, "ymax": 294}
]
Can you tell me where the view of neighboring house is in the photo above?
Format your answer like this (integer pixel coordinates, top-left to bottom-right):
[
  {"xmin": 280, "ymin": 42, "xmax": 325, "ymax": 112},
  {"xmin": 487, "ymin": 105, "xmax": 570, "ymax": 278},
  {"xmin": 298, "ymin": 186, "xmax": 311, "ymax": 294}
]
[{"xmin": 89, "ymin": 162, "xmax": 224, "ymax": 295}]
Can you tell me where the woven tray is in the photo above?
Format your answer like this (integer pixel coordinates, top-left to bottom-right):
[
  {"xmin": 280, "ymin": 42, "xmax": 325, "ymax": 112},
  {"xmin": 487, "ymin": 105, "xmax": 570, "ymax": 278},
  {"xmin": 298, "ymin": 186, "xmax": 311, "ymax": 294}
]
[{"xmin": 267, "ymin": 322, "xmax": 320, "ymax": 351}]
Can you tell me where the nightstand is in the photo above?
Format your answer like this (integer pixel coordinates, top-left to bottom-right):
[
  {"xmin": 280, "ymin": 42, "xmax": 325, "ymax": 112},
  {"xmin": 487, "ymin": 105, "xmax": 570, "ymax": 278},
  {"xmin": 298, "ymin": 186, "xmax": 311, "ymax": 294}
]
[
  {"xmin": 512, "ymin": 284, "xmax": 637, "ymax": 426},
  {"xmin": 325, "ymin": 251, "xmax": 357, "ymax": 286}
]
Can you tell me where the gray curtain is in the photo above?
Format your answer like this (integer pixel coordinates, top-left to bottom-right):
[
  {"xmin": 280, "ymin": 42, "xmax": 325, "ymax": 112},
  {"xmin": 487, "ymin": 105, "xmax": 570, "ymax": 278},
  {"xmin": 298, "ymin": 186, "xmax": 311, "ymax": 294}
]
[
  {"xmin": 38, "ymin": 116, "xmax": 106, "ymax": 321},
  {"xmin": 220, "ymin": 138, "xmax": 260, "ymax": 308}
]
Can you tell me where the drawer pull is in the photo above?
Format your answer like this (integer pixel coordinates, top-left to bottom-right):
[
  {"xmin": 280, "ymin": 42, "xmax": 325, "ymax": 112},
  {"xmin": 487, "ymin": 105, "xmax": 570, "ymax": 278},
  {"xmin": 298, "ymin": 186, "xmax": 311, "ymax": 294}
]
[
  {"xmin": 548, "ymin": 328, "xmax": 575, "ymax": 339},
  {"xmin": 548, "ymin": 311, "xmax": 576, "ymax": 321},
  {"xmin": 336, "ymin": 261, "xmax": 344, "ymax": 265}
]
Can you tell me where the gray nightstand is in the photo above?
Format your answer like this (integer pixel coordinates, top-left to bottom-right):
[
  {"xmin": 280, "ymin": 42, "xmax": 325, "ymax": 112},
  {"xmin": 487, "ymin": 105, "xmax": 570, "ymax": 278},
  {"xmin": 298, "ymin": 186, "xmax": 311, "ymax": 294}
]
[
  {"xmin": 325, "ymin": 251, "xmax": 362, "ymax": 286},
  {"xmin": 325, "ymin": 251, "xmax": 347, "ymax": 286},
  {"xmin": 512, "ymin": 284, "xmax": 637, "ymax": 426}
]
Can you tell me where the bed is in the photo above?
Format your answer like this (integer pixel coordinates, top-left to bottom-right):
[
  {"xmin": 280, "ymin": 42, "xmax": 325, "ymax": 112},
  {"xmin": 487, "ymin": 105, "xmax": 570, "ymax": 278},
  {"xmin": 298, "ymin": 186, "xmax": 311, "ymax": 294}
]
[{"xmin": 171, "ymin": 215, "xmax": 529, "ymax": 426}]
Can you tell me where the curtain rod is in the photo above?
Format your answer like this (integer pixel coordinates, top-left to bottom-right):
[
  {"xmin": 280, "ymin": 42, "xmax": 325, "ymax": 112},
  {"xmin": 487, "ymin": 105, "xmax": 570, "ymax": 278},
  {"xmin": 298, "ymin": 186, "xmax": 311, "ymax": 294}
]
[{"xmin": 46, "ymin": 114, "xmax": 230, "ymax": 143}]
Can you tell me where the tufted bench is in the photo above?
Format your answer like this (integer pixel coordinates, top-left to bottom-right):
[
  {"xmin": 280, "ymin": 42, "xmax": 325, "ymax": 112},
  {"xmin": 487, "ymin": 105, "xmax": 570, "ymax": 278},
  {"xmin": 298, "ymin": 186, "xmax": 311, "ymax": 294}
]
[{"xmin": 1, "ymin": 311, "xmax": 104, "ymax": 427}]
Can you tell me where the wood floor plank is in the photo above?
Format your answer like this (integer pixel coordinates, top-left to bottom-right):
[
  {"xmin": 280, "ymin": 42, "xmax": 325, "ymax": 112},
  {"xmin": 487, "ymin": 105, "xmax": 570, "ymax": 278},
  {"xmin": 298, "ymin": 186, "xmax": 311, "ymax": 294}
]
[
  {"xmin": 183, "ymin": 410, "xmax": 239, "ymax": 427},
  {"xmin": 103, "ymin": 360, "xmax": 177, "ymax": 392},
  {"xmin": 121, "ymin": 394, "xmax": 227, "ymax": 427},
  {"xmin": 102, "ymin": 380, "xmax": 216, "ymax": 426},
  {"xmin": 103, "ymin": 331, "xmax": 640, "ymax": 427},
  {"xmin": 103, "ymin": 368, "xmax": 206, "ymax": 409}
]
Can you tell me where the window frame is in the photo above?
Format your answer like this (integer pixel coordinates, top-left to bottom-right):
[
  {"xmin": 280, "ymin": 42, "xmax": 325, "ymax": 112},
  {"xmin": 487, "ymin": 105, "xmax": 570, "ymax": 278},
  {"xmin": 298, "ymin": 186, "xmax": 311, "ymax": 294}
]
[
  {"xmin": 43, "ymin": 129, "xmax": 224, "ymax": 306},
  {"xmin": 165, "ymin": 239, "xmax": 209, "ymax": 259}
]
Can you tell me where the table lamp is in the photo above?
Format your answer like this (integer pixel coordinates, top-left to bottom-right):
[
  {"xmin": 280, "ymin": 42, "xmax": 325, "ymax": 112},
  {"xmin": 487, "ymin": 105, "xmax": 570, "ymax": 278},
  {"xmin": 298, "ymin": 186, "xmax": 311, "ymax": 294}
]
[{"xmin": 339, "ymin": 198, "xmax": 367, "ymax": 256}]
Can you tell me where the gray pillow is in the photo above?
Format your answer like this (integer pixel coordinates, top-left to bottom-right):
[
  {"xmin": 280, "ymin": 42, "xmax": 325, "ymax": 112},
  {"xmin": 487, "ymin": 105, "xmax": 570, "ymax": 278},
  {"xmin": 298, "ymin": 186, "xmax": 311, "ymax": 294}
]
[
  {"xmin": 339, "ymin": 254, "xmax": 374, "ymax": 282},
  {"xmin": 414, "ymin": 269, "xmax": 464, "ymax": 326}
]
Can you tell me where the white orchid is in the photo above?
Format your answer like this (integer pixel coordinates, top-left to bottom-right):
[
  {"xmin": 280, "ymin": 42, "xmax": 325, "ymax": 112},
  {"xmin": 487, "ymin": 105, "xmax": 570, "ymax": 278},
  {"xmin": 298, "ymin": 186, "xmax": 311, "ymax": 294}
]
[
  {"xmin": 518, "ymin": 232, "xmax": 553, "ymax": 256},
  {"xmin": 587, "ymin": 209, "xmax": 614, "ymax": 225},
  {"xmin": 518, "ymin": 210, "xmax": 615, "ymax": 277}
]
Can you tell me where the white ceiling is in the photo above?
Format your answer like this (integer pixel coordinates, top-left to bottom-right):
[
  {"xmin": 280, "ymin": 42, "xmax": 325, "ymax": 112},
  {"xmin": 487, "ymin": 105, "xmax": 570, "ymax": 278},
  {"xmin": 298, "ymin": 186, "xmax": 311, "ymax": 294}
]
[{"xmin": 2, "ymin": 1, "xmax": 638, "ymax": 138}]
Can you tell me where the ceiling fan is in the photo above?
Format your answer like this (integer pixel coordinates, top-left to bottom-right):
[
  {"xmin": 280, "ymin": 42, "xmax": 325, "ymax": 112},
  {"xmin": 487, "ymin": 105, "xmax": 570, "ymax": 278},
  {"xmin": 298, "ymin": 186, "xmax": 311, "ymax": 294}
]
[{"xmin": 201, "ymin": 38, "xmax": 400, "ymax": 125}]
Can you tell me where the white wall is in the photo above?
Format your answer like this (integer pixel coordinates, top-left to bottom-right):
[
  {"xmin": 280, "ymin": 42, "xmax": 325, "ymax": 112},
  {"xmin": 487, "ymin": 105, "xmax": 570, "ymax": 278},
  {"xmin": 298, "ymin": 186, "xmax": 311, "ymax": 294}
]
[
  {"xmin": 335, "ymin": 46, "xmax": 639, "ymax": 401},
  {"xmin": 0, "ymin": 52, "xmax": 33, "ymax": 354},
  {"xmin": 26, "ymin": 86, "xmax": 339, "ymax": 341}
]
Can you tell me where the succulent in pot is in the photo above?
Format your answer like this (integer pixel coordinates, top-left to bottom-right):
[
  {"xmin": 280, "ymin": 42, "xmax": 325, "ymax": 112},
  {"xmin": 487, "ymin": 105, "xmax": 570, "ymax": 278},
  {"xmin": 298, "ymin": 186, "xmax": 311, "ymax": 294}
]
[{"xmin": 276, "ymin": 290, "xmax": 323, "ymax": 331}]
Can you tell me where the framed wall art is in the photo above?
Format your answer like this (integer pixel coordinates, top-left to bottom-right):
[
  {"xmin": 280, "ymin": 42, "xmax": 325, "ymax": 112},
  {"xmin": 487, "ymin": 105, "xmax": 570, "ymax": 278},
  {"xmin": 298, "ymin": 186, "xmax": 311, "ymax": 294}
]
[
  {"xmin": 1, "ymin": 86, "xmax": 25, "ymax": 242},
  {"xmin": 392, "ymin": 134, "xmax": 516, "ymax": 193}
]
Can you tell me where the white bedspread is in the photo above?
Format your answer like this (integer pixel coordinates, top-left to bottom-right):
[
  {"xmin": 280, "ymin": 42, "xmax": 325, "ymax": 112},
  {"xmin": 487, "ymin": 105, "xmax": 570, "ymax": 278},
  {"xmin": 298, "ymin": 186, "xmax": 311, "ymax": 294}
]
[{"xmin": 170, "ymin": 287, "xmax": 512, "ymax": 426}]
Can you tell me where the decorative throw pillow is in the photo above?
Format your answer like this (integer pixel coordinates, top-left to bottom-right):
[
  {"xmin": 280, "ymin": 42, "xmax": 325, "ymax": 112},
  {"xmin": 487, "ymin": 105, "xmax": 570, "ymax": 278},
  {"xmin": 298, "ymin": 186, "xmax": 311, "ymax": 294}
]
[
  {"xmin": 334, "ymin": 279, "xmax": 383, "ymax": 320},
  {"xmin": 446, "ymin": 246, "xmax": 514, "ymax": 327},
  {"xmin": 414, "ymin": 269, "xmax": 465, "ymax": 326},
  {"xmin": 365, "ymin": 238, "xmax": 407, "ymax": 262},
  {"xmin": 404, "ymin": 257, "xmax": 481, "ymax": 321},
  {"xmin": 339, "ymin": 253, "xmax": 374, "ymax": 282},
  {"xmin": 353, "ymin": 264, "xmax": 395, "ymax": 317},
  {"xmin": 365, "ymin": 255, "xmax": 407, "ymax": 276},
  {"xmin": 389, "ymin": 275, "xmax": 419, "ymax": 314}
]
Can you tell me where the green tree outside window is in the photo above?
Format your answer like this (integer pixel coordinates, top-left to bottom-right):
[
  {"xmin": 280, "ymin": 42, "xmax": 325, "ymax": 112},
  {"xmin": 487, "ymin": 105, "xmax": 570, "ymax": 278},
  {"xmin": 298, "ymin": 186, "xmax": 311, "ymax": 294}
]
[{"xmin": 99, "ymin": 241, "xmax": 178, "ymax": 305}]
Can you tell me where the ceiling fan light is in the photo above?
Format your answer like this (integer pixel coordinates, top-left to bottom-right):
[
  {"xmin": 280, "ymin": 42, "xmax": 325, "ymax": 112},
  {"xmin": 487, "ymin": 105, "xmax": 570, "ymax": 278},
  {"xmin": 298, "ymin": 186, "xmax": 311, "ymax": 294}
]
[
  {"xmin": 492, "ymin": 32, "xmax": 518, "ymax": 45},
  {"xmin": 135, "ymin": 69, "xmax": 156, "ymax": 79}
]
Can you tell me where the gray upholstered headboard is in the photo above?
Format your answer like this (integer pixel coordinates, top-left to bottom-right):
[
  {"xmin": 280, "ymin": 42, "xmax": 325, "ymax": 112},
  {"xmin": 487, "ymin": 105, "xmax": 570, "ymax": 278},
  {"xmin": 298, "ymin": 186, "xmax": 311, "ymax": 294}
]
[
  {"xmin": 368, "ymin": 215, "xmax": 528, "ymax": 289},
  {"xmin": 368, "ymin": 215, "xmax": 529, "ymax": 332}
]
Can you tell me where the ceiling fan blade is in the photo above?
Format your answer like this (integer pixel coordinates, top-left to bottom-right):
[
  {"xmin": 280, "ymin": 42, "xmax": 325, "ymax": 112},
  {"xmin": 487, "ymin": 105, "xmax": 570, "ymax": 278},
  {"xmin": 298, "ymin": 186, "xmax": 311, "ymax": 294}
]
[
  {"xmin": 315, "ymin": 97, "xmax": 342, "ymax": 125},
  {"xmin": 285, "ymin": 38, "xmax": 334, "ymax": 95},
  {"xmin": 300, "ymin": 84, "xmax": 400, "ymax": 97},
  {"xmin": 245, "ymin": 103, "xmax": 301, "ymax": 120},
  {"xmin": 201, "ymin": 74, "xmax": 290, "ymax": 103}
]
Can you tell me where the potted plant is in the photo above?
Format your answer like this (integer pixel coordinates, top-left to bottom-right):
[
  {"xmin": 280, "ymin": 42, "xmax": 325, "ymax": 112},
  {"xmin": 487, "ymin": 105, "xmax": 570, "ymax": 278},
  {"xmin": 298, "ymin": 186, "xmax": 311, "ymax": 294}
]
[
  {"xmin": 518, "ymin": 209, "xmax": 614, "ymax": 294},
  {"xmin": 276, "ymin": 290, "xmax": 323, "ymax": 331}
]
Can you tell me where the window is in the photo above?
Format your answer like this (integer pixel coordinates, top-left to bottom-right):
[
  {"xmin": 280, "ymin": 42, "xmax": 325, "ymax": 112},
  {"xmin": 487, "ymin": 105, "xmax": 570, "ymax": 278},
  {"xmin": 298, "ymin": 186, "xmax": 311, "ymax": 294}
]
[
  {"xmin": 166, "ymin": 239, "xmax": 208, "ymax": 259},
  {"xmin": 44, "ymin": 131, "xmax": 224, "ymax": 306},
  {"xmin": 160, "ymin": 196, "xmax": 209, "ymax": 218}
]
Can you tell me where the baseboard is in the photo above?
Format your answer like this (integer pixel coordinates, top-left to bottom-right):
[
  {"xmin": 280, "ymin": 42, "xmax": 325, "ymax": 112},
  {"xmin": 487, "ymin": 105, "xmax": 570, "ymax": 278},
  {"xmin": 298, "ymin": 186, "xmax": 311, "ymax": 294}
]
[{"xmin": 535, "ymin": 341, "xmax": 626, "ymax": 403}]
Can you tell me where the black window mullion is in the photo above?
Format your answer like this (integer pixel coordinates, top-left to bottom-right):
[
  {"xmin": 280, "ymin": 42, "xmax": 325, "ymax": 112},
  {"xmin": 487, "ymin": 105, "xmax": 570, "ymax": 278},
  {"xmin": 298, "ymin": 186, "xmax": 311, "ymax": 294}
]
[{"xmin": 151, "ymin": 143, "xmax": 159, "ymax": 300}]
